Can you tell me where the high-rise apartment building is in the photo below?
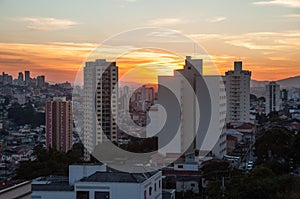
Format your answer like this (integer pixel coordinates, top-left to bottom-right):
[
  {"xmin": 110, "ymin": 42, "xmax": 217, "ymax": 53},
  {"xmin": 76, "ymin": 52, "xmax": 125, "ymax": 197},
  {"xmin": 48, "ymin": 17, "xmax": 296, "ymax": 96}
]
[
  {"xmin": 37, "ymin": 75, "xmax": 45, "ymax": 88},
  {"xmin": 24, "ymin": 71, "xmax": 30, "ymax": 84},
  {"xmin": 0, "ymin": 72, "xmax": 13, "ymax": 85},
  {"xmin": 280, "ymin": 89, "xmax": 288, "ymax": 103},
  {"xmin": 83, "ymin": 59, "xmax": 118, "ymax": 161},
  {"xmin": 18, "ymin": 72, "xmax": 24, "ymax": 82},
  {"xmin": 148, "ymin": 56, "xmax": 226, "ymax": 157},
  {"xmin": 46, "ymin": 97, "xmax": 73, "ymax": 152},
  {"xmin": 119, "ymin": 86, "xmax": 130, "ymax": 111},
  {"xmin": 265, "ymin": 81, "xmax": 281, "ymax": 114},
  {"xmin": 225, "ymin": 61, "xmax": 251, "ymax": 123}
]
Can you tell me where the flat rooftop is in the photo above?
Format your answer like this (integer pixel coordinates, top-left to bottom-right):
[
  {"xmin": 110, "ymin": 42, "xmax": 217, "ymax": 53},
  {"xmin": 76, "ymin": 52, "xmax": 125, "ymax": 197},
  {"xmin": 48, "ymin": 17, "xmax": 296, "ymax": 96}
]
[{"xmin": 32, "ymin": 175, "xmax": 73, "ymax": 192}]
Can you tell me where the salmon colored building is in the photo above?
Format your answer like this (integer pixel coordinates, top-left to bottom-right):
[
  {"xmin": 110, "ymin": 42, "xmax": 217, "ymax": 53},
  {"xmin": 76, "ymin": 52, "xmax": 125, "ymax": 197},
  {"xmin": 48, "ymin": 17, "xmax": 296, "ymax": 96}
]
[{"xmin": 46, "ymin": 97, "xmax": 72, "ymax": 152}]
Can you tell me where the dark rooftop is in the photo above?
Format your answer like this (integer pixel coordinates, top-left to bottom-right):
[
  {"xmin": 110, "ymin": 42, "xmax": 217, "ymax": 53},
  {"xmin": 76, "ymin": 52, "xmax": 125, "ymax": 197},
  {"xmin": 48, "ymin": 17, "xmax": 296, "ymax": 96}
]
[
  {"xmin": 32, "ymin": 175, "xmax": 74, "ymax": 192},
  {"xmin": 32, "ymin": 184, "xmax": 74, "ymax": 192},
  {"xmin": 0, "ymin": 180, "xmax": 27, "ymax": 191},
  {"xmin": 81, "ymin": 171, "xmax": 159, "ymax": 183}
]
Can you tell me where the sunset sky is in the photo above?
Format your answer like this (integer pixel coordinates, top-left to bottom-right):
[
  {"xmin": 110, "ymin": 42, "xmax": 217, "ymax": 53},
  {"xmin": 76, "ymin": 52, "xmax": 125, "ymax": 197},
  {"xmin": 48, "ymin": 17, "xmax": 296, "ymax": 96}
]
[{"xmin": 0, "ymin": 0, "xmax": 299, "ymax": 83}]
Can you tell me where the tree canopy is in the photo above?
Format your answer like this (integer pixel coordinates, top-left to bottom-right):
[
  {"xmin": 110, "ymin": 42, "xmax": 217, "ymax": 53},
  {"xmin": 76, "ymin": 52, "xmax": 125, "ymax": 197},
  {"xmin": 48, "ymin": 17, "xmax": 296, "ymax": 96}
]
[
  {"xmin": 15, "ymin": 145, "xmax": 83, "ymax": 180},
  {"xmin": 205, "ymin": 127, "xmax": 300, "ymax": 199},
  {"xmin": 8, "ymin": 103, "xmax": 45, "ymax": 127}
]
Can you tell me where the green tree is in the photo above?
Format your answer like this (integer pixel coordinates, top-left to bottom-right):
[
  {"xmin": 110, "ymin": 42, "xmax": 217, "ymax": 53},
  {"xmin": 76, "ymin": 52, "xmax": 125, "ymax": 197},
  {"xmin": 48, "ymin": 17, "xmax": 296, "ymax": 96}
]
[
  {"xmin": 254, "ymin": 127, "xmax": 293, "ymax": 174},
  {"xmin": 202, "ymin": 161, "xmax": 230, "ymax": 181},
  {"xmin": 8, "ymin": 103, "xmax": 45, "ymax": 127},
  {"xmin": 15, "ymin": 147, "xmax": 82, "ymax": 180},
  {"xmin": 268, "ymin": 111, "xmax": 280, "ymax": 122},
  {"xmin": 206, "ymin": 167, "xmax": 297, "ymax": 199},
  {"xmin": 292, "ymin": 131, "xmax": 300, "ymax": 166}
]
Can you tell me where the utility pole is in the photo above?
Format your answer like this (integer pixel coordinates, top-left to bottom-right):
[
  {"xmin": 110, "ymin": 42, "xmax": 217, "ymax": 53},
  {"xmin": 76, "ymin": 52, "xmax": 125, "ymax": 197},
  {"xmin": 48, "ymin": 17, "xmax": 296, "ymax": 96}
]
[{"xmin": 221, "ymin": 176, "xmax": 225, "ymax": 198}]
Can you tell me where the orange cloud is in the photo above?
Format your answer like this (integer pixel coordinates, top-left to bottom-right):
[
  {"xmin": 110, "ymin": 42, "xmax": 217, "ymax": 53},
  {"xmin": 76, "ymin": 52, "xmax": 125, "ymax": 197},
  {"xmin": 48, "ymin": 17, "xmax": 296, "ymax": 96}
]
[
  {"xmin": 116, "ymin": 48, "xmax": 184, "ymax": 84},
  {"xmin": 0, "ymin": 42, "xmax": 95, "ymax": 83},
  {"xmin": 190, "ymin": 30, "xmax": 300, "ymax": 81},
  {"xmin": 0, "ymin": 37, "xmax": 299, "ymax": 84}
]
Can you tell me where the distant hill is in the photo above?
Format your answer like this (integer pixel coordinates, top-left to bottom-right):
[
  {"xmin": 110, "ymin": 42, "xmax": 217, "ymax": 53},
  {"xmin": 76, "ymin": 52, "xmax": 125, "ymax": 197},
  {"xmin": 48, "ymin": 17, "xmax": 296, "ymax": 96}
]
[
  {"xmin": 251, "ymin": 76, "xmax": 300, "ymax": 89},
  {"xmin": 120, "ymin": 76, "xmax": 300, "ymax": 90},
  {"xmin": 250, "ymin": 80, "xmax": 269, "ymax": 88},
  {"xmin": 277, "ymin": 76, "xmax": 300, "ymax": 88}
]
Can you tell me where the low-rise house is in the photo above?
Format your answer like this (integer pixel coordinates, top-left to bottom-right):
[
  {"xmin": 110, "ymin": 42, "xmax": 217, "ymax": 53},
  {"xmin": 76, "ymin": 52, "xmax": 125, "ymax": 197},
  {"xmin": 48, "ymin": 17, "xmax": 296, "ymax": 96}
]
[{"xmin": 31, "ymin": 164, "xmax": 163, "ymax": 199}]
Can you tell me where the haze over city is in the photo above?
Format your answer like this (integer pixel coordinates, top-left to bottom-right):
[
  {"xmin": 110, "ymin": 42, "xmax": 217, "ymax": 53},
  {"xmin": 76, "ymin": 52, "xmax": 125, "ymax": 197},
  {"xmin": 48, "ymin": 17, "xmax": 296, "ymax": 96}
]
[{"xmin": 0, "ymin": 0, "xmax": 300, "ymax": 83}]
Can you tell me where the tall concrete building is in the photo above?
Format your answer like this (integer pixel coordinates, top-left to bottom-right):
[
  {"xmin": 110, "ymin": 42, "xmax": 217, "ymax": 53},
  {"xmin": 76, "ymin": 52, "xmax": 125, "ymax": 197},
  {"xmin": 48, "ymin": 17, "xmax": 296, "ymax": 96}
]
[
  {"xmin": 119, "ymin": 86, "xmax": 131, "ymax": 111},
  {"xmin": 225, "ymin": 61, "xmax": 251, "ymax": 123},
  {"xmin": 206, "ymin": 76, "xmax": 227, "ymax": 158},
  {"xmin": 36, "ymin": 75, "xmax": 45, "ymax": 88},
  {"xmin": 83, "ymin": 59, "xmax": 118, "ymax": 161},
  {"xmin": 18, "ymin": 72, "xmax": 24, "ymax": 82},
  {"xmin": 31, "ymin": 164, "xmax": 162, "ymax": 199},
  {"xmin": 147, "ymin": 56, "xmax": 226, "ymax": 158},
  {"xmin": 265, "ymin": 81, "xmax": 281, "ymax": 114},
  {"xmin": 46, "ymin": 97, "xmax": 73, "ymax": 152},
  {"xmin": 0, "ymin": 72, "xmax": 13, "ymax": 85},
  {"xmin": 17, "ymin": 72, "xmax": 24, "ymax": 86},
  {"xmin": 280, "ymin": 89, "xmax": 288, "ymax": 103},
  {"xmin": 24, "ymin": 71, "xmax": 30, "ymax": 84}
]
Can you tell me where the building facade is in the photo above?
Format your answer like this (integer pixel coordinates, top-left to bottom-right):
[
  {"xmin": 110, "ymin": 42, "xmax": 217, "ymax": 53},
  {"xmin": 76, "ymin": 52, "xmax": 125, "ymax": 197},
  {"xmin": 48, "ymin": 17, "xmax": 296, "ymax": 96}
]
[
  {"xmin": 24, "ymin": 71, "xmax": 30, "ymax": 84},
  {"xmin": 75, "ymin": 171, "xmax": 162, "ymax": 199},
  {"xmin": 225, "ymin": 61, "xmax": 251, "ymax": 123},
  {"xmin": 37, "ymin": 75, "xmax": 45, "ymax": 88},
  {"xmin": 148, "ymin": 56, "xmax": 226, "ymax": 158},
  {"xmin": 83, "ymin": 59, "xmax": 118, "ymax": 161},
  {"xmin": 265, "ymin": 81, "xmax": 281, "ymax": 114},
  {"xmin": 18, "ymin": 72, "xmax": 24, "ymax": 85},
  {"xmin": 31, "ymin": 164, "xmax": 162, "ymax": 199},
  {"xmin": 206, "ymin": 76, "xmax": 227, "ymax": 158},
  {"xmin": 46, "ymin": 97, "xmax": 72, "ymax": 152}
]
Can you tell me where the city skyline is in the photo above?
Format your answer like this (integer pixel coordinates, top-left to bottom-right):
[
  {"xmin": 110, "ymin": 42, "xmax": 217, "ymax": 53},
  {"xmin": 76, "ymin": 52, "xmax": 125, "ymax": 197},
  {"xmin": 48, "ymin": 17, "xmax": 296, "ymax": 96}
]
[
  {"xmin": 0, "ymin": 1, "xmax": 300, "ymax": 198},
  {"xmin": 0, "ymin": 0, "xmax": 299, "ymax": 83},
  {"xmin": 1, "ymin": 62, "xmax": 300, "ymax": 85}
]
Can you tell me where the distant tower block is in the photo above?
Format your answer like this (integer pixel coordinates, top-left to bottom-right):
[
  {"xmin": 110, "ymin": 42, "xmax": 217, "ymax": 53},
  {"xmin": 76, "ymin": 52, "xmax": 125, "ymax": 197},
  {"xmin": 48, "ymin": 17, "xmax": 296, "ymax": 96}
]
[
  {"xmin": 225, "ymin": 61, "xmax": 251, "ymax": 123},
  {"xmin": 83, "ymin": 59, "xmax": 118, "ymax": 161}
]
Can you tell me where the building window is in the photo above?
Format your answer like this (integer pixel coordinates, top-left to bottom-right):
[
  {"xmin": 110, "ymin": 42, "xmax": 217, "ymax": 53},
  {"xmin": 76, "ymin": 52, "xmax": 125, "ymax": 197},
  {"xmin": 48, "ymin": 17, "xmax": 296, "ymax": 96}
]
[
  {"xmin": 95, "ymin": 191, "xmax": 110, "ymax": 199},
  {"xmin": 154, "ymin": 183, "xmax": 157, "ymax": 191},
  {"xmin": 177, "ymin": 164, "xmax": 184, "ymax": 169},
  {"xmin": 76, "ymin": 191, "xmax": 89, "ymax": 199},
  {"xmin": 149, "ymin": 187, "xmax": 152, "ymax": 196},
  {"xmin": 144, "ymin": 190, "xmax": 147, "ymax": 199}
]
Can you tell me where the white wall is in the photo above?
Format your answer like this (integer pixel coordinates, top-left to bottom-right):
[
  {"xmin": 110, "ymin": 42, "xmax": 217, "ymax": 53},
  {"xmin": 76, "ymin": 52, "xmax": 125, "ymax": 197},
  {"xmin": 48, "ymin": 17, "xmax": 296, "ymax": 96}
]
[
  {"xmin": 74, "ymin": 171, "xmax": 162, "ymax": 199},
  {"xmin": 197, "ymin": 76, "xmax": 227, "ymax": 158},
  {"xmin": 265, "ymin": 82, "xmax": 281, "ymax": 114},
  {"xmin": 225, "ymin": 62, "xmax": 251, "ymax": 123}
]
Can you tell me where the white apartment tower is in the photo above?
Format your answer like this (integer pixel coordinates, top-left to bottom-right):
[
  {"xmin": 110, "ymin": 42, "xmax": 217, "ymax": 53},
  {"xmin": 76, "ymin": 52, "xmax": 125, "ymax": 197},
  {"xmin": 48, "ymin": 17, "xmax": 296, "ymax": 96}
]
[
  {"xmin": 225, "ymin": 61, "xmax": 251, "ymax": 123},
  {"xmin": 148, "ymin": 56, "xmax": 226, "ymax": 157},
  {"xmin": 83, "ymin": 59, "xmax": 118, "ymax": 161},
  {"xmin": 265, "ymin": 81, "xmax": 281, "ymax": 114}
]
